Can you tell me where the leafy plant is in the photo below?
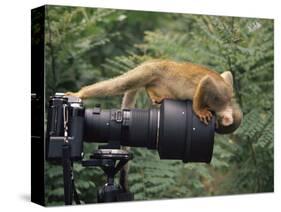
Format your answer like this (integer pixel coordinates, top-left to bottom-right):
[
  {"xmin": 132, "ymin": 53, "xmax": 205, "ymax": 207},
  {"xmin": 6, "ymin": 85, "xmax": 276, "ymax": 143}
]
[{"xmin": 44, "ymin": 6, "xmax": 273, "ymax": 205}]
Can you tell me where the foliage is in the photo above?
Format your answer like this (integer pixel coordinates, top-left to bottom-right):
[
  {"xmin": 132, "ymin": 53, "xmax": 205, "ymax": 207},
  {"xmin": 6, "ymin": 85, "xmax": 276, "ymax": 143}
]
[{"xmin": 44, "ymin": 5, "xmax": 273, "ymax": 205}]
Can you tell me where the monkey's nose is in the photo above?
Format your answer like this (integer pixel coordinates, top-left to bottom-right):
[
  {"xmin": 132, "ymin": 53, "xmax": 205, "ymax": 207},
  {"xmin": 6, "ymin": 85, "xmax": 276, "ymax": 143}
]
[
  {"xmin": 223, "ymin": 95, "xmax": 231, "ymax": 102},
  {"xmin": 222, "ymin": 115, "xmax": 233, "ymax": 126}
]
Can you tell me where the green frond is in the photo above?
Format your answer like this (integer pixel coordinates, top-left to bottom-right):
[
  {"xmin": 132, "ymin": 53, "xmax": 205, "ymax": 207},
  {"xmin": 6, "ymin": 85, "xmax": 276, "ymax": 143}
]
[{"xmin": 44, "ymin": 7, "xmax": 273, "ymax": 205}]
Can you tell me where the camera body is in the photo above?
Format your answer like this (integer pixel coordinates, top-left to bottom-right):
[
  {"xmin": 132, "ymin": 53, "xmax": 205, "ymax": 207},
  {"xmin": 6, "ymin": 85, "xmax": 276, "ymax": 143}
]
[
  {"xmin": 46, "ymin": 93, "xmax": 216, "ymax": 163},
  {"xmin": 46, "ymin": 93, "xmax": 84, "ymax": 160}
]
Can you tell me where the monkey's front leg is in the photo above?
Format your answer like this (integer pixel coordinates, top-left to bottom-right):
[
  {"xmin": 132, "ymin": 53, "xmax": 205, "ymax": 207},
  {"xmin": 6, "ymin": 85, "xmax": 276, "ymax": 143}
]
[
  {"xmin": 194, "ymin": 107, "xmax": 213, "ymax": 125},
  {"xmin": 65, "ymin": 62, "xmax": 159, "ymax": 99},
  {"xmin": 192, "ymin": 76, "xmax": 213, "ymax": 125},
  {"xmin": 65, "ymin": 91, "xmax": 84, "ymax": 98},
  {"xmin": 64, "ymin": 80, "xmax": 115, "ymax": 99}
]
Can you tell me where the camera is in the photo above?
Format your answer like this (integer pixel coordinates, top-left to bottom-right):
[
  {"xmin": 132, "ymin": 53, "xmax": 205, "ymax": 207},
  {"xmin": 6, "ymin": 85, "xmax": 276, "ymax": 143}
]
[{"xmin": 46, "ymin": 93, "xmax": 216, "ymax": 163}]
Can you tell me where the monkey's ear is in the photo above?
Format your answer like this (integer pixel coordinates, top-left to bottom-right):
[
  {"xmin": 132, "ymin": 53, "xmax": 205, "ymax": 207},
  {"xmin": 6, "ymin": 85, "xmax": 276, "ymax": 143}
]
[{"xmin": 221, "ymin": 71, "xmax": 233, "ymax": 87}]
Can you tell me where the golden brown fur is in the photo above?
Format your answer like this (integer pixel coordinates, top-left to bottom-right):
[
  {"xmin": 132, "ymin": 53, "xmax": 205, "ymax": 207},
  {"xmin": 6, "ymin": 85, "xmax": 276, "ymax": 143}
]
[{"xmin": 66, "ymin": 60, "xmax": 241, "ymax": 127}]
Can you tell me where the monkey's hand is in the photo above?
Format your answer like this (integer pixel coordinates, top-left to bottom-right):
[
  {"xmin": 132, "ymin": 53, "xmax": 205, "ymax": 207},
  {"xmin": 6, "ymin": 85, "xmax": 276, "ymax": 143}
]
[
  {"xmin": 64, "ymin": 91, "xmax": 84, "ymax": 99},
  {"xmin": 194, "ymin": 108, "xmax": 213, "ymax": 125}
]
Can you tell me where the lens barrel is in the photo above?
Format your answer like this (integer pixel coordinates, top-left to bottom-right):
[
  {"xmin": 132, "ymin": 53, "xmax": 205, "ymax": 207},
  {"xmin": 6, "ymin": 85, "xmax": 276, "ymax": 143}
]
[
  {"xmin": 121, "ymin": 108, "xmax": 158, "ymax": 149},
  {"xmin": 84, "ymin": 108, "xmax": 122, "ymax": 143},
  {"xmin": 83, "ymin": 99, "xmax": 215, "ymax": 163},
  {"xmin": 84, "ymin": 107, "xmax": 158, "ymax": 149}
]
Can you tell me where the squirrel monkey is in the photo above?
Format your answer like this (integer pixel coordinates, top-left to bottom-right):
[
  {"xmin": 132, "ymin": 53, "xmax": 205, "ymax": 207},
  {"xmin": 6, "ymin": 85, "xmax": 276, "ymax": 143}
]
[
  {"xmin": 65, "ymin": 60, "xmax": 243, "ymax": 191},
  {"xmin": 66, "ymin": 60, "xmax": 242, "ymax": 131}
]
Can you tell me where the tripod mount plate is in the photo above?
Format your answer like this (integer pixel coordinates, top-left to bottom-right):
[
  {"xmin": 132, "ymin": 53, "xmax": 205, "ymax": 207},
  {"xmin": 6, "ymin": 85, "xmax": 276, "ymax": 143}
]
[
  {"xmin": 92, "ymin": 149, "xmax": 133, "ymax": 160},
  {"xmin": 82, "ymin": 149, "xmax": 133, "ymax": 168}
]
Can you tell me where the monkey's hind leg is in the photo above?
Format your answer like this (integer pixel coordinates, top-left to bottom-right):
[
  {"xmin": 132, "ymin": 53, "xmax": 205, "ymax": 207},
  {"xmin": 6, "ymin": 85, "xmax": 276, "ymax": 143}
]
[
  {"xmin": 121, "ymin": 89, "xmax": 139, "ymax": 109},
  {"xmin": 119, "ymin": 89, "xmax": 139, "ymax": 192}
]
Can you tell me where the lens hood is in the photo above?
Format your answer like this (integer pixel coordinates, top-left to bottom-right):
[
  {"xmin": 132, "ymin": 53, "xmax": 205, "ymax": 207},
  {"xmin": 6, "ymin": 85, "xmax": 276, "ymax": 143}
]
[{"xmin": 158, "ymin": 99, "xmax": 215, "ymax": 163}]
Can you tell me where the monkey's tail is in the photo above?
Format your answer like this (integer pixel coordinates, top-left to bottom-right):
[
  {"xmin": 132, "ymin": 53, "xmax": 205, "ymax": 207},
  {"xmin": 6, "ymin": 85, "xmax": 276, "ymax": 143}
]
[{"xmin": 119, "ymin": 89, "xmax": 139, "ymax": 192}]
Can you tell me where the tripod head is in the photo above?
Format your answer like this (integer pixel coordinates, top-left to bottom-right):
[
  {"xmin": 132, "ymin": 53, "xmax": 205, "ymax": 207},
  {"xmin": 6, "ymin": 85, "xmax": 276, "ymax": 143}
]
[{"xmin": 82, "ymin": 147, "xmax": 134, "ymax": 202}]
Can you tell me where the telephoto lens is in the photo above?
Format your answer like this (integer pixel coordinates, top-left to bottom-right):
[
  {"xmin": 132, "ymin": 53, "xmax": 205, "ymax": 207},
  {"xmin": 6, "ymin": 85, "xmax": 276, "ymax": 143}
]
[{"xmin": 84, "ymin": 99, "xmax": 216, "ymax": 163}]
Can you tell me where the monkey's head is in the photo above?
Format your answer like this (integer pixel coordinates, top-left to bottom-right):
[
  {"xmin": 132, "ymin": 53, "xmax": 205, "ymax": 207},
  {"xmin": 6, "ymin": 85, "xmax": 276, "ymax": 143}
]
[
  {"xmin": 215, "ymin": 99, "xmax": 243, "ymax": 134},
  {"xmin": 206, "ymin": 71, "xmax": 243, "ymax": 133}
]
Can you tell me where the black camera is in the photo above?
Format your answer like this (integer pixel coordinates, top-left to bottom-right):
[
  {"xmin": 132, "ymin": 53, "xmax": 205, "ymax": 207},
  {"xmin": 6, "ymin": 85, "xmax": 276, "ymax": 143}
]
[{"xmin": 46, "ymin": 93, "xmax": 216, "ymax": 163}]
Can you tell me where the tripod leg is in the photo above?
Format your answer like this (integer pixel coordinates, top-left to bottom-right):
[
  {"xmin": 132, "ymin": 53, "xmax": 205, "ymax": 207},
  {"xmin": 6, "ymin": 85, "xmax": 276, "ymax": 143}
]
[{"xmin": 62, "ymin": 144, "xmax": 73, "ymax": 205}]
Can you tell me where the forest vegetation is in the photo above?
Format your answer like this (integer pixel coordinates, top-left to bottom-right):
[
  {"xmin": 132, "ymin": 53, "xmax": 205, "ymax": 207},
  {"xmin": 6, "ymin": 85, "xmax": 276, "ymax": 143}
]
[{"xmin": 42, "ymin": 6, "xmax": 273, "ymax": 205}]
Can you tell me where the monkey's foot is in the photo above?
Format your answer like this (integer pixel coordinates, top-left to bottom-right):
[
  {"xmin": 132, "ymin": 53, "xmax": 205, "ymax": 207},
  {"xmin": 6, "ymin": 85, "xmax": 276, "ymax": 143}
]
[
  {"xmin": 153, "ymin": 96, "xmax": 171, "ymax": 104},
  {"xmin": 196, "ymin": 108, "xmax": 213, "ymax": 125}
]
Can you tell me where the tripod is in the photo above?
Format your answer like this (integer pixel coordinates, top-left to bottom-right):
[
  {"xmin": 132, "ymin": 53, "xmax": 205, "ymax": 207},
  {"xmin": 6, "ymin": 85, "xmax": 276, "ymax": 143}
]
[
  {"xmin": 82, "ymin": 148, "xmax": 134, "ymax": 202},
  {"xmin": 62, "ymin": 141, "xmax": 134, "ymax": 204}
]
